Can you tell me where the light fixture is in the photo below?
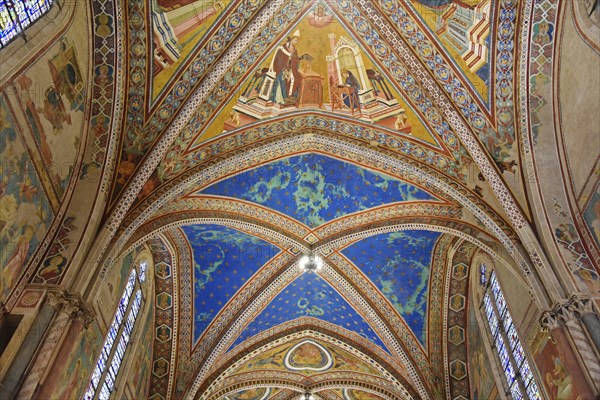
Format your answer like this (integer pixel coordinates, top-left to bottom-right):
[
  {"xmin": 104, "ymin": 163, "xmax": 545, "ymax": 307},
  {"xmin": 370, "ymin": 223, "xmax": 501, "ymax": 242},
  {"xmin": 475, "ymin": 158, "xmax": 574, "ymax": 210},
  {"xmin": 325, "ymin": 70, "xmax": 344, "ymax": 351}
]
[
  {"xmin": 299, "ymin": 253, "xmax": 323, "ymax": 273},
  {"xmin": 304, "ymin": 392, "xmax": 314, "ymax": 400}
]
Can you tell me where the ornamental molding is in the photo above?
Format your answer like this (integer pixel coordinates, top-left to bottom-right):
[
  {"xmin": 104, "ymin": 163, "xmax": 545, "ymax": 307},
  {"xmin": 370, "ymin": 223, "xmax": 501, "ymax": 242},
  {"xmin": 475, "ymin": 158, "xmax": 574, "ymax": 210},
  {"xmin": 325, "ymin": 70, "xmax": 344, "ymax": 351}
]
[
  {"xmin": 540, "ymin": 294, "xmax": 596, "ymax": 331},
  {"xmin": 102, "ymin": 134, "xmax": 524, "ymax": 280},
  {"xmin": 206, "ymin": 370, "xmax": 403, "ymax": 400},
  {"xmin": 201, "ymin": 323, "xmax": 413, "ymax": 400}
]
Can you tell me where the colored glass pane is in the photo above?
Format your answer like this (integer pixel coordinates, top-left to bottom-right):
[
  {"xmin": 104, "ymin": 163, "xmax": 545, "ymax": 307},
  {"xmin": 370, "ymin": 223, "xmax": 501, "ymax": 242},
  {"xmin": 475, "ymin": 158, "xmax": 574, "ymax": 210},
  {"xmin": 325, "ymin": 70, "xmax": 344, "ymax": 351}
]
[
  {"xmin": 482, "ymin": 271, "xmax": 541, "ymax": 400},
  {"xmin": 0, "ymin": 0, "xmax": 54, "ymax": 48},
  {"xmin": 510, "ymin": 384, "xmax": 524, "ymax": 400},
  {"xmin": 139, "ymin": 261, "xmax": 147, "ymax": 283},
  {"xmin": 85, "ymin": 268, "xmax": 145, "ymax": 399},
  {"xmin": 479, "ymin": 264, "xmax": 487, "ymax": 285}
]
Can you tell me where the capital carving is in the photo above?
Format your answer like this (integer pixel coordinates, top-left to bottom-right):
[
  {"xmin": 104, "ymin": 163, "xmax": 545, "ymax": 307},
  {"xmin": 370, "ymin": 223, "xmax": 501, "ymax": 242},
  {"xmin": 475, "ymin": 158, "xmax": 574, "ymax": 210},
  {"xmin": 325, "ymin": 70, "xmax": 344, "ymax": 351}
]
[
  {"xmin": 540, "ymin": 309, "xmax": 561, "ymax": 331},
  {"xmin": 541, "ymin": 295, "xmax": 596, "ymax": 331},
  {"xmin": 45, "ymin": 290, "xmax": 95, "ymax": 328},
  {"xmin": 554, "ymin": 302, "xmax": 577, "ymax": 324},
  {"xmin": 45, "ymin": 290, "xmax": 69, "ymax": 310},
  {"xmin": 567, "ymin": 294, "xmax": 594, "ymax": 318}
]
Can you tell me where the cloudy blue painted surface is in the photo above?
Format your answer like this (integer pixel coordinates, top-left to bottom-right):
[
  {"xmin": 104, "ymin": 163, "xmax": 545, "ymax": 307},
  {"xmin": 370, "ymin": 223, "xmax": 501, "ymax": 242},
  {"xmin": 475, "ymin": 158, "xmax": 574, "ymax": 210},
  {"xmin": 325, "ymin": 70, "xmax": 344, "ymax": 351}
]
[
  {"xmin": 228, "ymin": 272, "xmax": 390, "ymax": 353},
  {"xmin": 200, "ymin": 154, "xmax": 436, "ymax": 227},
  {"xmin": 182, "ymin": 224, "xmax": 280, "ymax": 344},
  {"xmin": 341, "ymin": 230, "xmax": 441, "ymax": 347}
]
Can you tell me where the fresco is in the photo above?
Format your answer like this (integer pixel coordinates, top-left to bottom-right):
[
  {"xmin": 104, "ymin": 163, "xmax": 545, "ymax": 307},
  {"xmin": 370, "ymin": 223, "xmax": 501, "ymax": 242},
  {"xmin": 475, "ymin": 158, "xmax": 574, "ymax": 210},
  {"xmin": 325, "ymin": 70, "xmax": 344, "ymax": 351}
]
[
  {"xmin": 226, "ymin": 388, "xmax": 271, "ymax": 400},
  {"xmin": 0, "ymin": 95, "xmax": 53, "ymax": 301},
  {"xmin": 41, "ymin": 321, "xmax": 102, "ymax": 399},
  {"xmin": 234, "ymin": 338, "xmax": 381, "ymax": 376},
  {"xmin": 342, "ymin": 389, "xmax": 386, "ymax": 400},
  {"xmin": 341, "ymin": 230, "xmax": 442, "ymax": 347},
  {"xmin": 181, "ymin": 224, "xmax": 280, "ymax": 343},
  {"xmin": 284, "ymin": 340, "xmax": 333, "ymax": 371},
  {"xmin": 583, "ymin": 185, "xmax": 600, "ymax": 248},
  {"xmin": 194, "ymin": 4, "xmax": 437, "ymax": 145},
  {"xmin": 200, "ymin": 153, "xmax": 438, "ymax": 228},
  {"xmin": 534, "ymin": 335, "xmax": 585, "ymax": 400},
  {"xmin": 16, "ymin": 37, "xmax": 86, "ymax": 197},
  {"xmin": 151, "ymin": 0, "xmax": 232, "ymax": 97},
  {"xmin": 129, "ymin": 306, "xmax": 154, "ymax": 399},
  {"xmin": 467, "ymin": 295, "xmax": 497, "ymax": 399},
  {"xmin": 229, "ymin": 272, "xmax": 389, "ymax": 353},
  {"xmin": 94, "ymin": 249, "xmax": 136, "ymax": 311},
  {"xmin": 409, "ymin": 0, "xmax": 491, "ymax": 104}
]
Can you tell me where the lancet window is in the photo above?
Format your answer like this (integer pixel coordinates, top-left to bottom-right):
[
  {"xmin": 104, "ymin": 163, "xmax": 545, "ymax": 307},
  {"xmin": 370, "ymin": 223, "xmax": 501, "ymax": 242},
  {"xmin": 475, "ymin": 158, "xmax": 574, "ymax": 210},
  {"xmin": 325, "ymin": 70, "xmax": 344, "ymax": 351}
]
[
  {"xmin": 480, "ymin": 266, "xmax": 542, "ymax": 400},
  {"xmin": 83, "ymin": 261, "xmax": 147, "ymax": 400}
]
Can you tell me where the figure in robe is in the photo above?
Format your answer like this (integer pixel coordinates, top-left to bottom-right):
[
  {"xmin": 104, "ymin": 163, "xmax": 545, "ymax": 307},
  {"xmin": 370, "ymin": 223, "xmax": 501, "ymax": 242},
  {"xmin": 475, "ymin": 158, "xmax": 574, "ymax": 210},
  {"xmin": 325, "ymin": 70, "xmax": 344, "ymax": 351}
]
[
  {"xmin": 269, "ymin": 30, "xmax": 310, "ymax": 104},
  {"xmin": 341, "ymin": 70, "xmax": 361, "ymax": 109}
]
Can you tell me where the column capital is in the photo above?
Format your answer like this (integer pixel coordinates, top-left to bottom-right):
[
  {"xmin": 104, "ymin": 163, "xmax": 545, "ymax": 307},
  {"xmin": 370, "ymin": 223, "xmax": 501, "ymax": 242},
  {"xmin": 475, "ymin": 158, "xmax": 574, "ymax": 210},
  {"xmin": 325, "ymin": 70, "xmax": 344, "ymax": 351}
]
[
  {"xmin": 45, "ymin": 290, "xmax": 95, "ymax": 328},
  {"xmin": 540, "ymin": 309, "xmax": 561, "ymax": 331},
  {"xmin": 45, "ymin": 290, "xmax": 69, "ymax": 310},
  {"xmin": 541, "ymin": 294, "xmax": 595, "ymax": 330},
  {"xmin": 566, "ymin": 294, "xmax": 594, "ymax": 318}
]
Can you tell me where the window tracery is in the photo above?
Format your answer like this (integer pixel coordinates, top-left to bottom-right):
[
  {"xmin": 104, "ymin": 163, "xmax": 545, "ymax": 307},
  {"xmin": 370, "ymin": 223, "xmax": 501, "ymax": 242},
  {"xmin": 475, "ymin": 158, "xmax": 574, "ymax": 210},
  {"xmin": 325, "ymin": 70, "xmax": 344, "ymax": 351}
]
[
  {"xmin": 84, "ymin": 261, "xmax": 148, "ymax": 400},
  {"xmin": 480, "ymin": 268, "xmax": 542, "ymax": 400},
  {"xmin": 0, "ymin": 0, "xmax": 54, "ymax": 48}
]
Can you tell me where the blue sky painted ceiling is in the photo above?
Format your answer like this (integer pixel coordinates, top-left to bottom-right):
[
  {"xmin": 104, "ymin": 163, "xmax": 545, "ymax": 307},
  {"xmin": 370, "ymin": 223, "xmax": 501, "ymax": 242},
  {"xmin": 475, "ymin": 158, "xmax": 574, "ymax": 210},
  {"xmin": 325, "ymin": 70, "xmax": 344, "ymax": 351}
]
[
  {"xmin": 181, "ymin": 224, "xmax": 281, "ymax": 344},
  {"xmin": 200, "ymin": 153, "xmax": 438, "ymax": 228},
  {"xmin": 228, "ymin": 272, "xmax": 390, "ymax": 354},
  {"xmin": 341, "ymin": 230, "xmax": 441, "ymax": 347}
]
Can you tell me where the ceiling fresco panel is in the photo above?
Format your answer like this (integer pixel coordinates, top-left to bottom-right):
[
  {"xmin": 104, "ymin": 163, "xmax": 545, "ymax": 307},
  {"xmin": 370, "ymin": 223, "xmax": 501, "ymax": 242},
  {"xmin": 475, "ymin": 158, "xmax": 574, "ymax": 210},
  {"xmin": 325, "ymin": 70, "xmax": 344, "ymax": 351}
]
[
  {"xmin": 150, "ymin": 0, "xmax": 233, "ymax": 99},
  {"xmin": 341, "ymin": 229, "xmax": 442, "ymax": 347},
  {"xmin": 228, "ymin": 272, "xmax": 391, "ymax": 355},
  {"xmin": 408, "ymin": 0, "xmax": 493, "ymax": 106},
  {"xmin": 191, "ymin": 5, "xmax": 439, "ymax": 146},
  {"xmin": 199, "ymin": 153, "xmax": 440, "ymax": 228},
  {"xmin": 181, "ymin": 224, "xmax": 281, "ymax": 344}
]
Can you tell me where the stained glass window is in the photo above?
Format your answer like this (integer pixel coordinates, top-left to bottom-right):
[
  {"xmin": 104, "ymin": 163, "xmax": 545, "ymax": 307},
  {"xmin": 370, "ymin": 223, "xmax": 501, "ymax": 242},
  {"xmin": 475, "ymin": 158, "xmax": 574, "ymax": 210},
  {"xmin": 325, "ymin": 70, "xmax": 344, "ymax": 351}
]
[
  {"xmin": 84, "ymin": 260, "xmax": 148, "ymax": 399},
  {"xmin": 481, "ymin": 270, "xmax": 542, "ymax": 400},
  {"xmin": 0, "ymin": 0, "xmax": 55, "ymax": 48},
  {"xmin": 479, "ymin": 263, "xmax": 487, "ymax": 285}
]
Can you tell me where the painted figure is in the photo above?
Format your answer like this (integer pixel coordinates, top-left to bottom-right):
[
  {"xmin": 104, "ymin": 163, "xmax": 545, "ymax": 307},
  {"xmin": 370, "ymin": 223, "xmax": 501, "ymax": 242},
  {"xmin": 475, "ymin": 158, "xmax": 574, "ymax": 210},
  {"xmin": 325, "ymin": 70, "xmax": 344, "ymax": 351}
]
[
  {"xmin": 342, "ymin": 70, "xmax": 360, "ymax": 109},
  {"xmin": 269, "ymin": 30, "xmax": 309, "ymax": 104},
  {"xmin": 545, "ymin": 357, "xmax": 573, "ymax": 399}
]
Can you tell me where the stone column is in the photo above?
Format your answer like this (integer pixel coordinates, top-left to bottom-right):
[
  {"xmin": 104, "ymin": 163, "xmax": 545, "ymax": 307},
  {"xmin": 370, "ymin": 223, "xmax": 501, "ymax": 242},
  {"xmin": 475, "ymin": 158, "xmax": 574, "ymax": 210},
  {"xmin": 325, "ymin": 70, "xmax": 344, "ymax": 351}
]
[
  {"xmin": 15, "ymin": 291, "xmax": 94, "ymax": 400},
  {"xmin": 568, "ymin": 294, "xmax": 600, "ymax": 355},
  {"xmin": 563, "ymin": 294, "xmax": 600, "ymax": 393},
  {"xmin": 540, "ymin": 303, "xmax": 598, "ymax": 398}
]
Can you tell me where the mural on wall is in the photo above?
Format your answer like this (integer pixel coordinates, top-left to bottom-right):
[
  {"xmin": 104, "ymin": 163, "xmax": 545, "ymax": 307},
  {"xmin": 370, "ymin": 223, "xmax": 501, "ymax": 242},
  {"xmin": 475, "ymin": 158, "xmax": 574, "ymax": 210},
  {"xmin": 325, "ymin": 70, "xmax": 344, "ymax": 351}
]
[
  {"xmin": 192, "ymin": 5, "xmax": 437, "ymax": 145},
  {"xmin": 15, "ymin": 37, "xmax": 86, "ymax": 197},
  {"xmin": 229, "ymin": 272, "xmax": 389, "ymax": 352},
  {"xmin": 409, "ymin": 0, "xmax": 492, "ymax": 104},
  {"xmin": 198, "ymin": 153, "xmax": 439, "ymax": 228},
  {"xmin": 41, "ymin": 321, "xmax": 103, "ymax": 400},
  {"xmin": 128, "ymin": 304, "xmax": 154, "ymax": 399},
  {"xmin": 534, "ymin": 335, "xmax": 584, "ymax": 400},
  {"xmin": 583, "ymin": 185, "xmax": 600, "ymax": 249},
  {"xmin": 110, "ymin": 249, "xmax": 136, "ymax": 302},
  {"xmin": 467, "ymin": 294, "xmax": 498, "ymax": 399},
  {"xmin": 151, "ymin": 0, "xmax": 232, "ymax": 97},
  {"xmin": 181, "ymin": 224, "xmax": 280, "ymax": 344},
  {"xmin": 341, "ymin": 230, "xmax": 441, "ymax": 347},
  {"xmin": 0, "ymin": 95, "xmax": 53, "ymax": 301}
]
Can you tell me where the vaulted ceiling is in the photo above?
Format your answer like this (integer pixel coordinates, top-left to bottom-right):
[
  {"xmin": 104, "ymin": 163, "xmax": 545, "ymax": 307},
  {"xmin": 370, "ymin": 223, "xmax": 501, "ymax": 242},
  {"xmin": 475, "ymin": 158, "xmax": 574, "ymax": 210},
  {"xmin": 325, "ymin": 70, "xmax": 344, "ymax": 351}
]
[
  {"xmin": 106, "ymin": 0, "xmax": 528, "ymax": 398},
  {"xmin": 3, "ymin": 0, "xmax": 599, "ymax": 399}
]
